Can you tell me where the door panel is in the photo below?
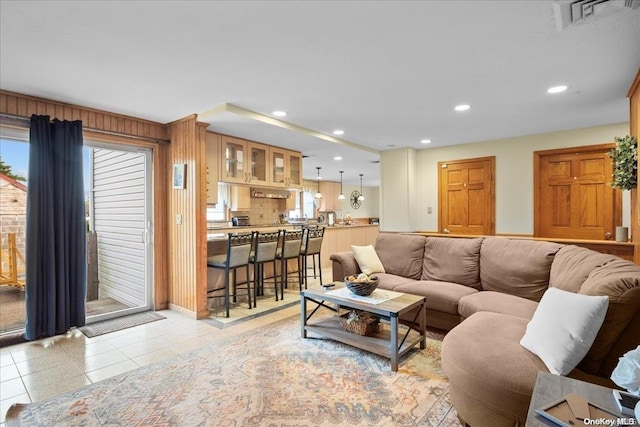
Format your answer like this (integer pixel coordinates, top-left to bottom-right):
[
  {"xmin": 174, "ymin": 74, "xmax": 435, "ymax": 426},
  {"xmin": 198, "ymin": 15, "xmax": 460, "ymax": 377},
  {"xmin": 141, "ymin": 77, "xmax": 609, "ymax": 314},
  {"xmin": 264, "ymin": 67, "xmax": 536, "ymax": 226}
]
[
  {"xmin": 535, "ymin": 144, "xmax": 620, "ymax": 240},
  {"xmin": 439, "ymin": 156, "xmax": 495, "ymax": 235},
  {"xmin": 86, "ymin": 143, "xmax": 153, "ymax": 323}
]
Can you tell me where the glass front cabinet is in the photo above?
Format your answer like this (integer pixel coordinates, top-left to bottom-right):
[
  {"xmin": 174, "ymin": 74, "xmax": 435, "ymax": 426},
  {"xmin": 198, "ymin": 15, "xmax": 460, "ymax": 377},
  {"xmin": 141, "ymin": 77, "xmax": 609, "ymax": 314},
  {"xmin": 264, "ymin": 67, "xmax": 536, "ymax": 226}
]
[
  {"xmin": 248, "ymin": 143, "xmax": 269, "ymax": 185},
  {"xmin": 220, "ymin": 135, "xmax": 302, "ymax": 188},
  {"xmin": 287, "ymin": 151, "xmax": 302, "ymax": 189},
  {"xmin": 270, "ymin": 148, "xmax": 302, "ymax": 189},
  {"xmin": 220, "ymin": 135, "xmax": 249, "ymax": 184}
]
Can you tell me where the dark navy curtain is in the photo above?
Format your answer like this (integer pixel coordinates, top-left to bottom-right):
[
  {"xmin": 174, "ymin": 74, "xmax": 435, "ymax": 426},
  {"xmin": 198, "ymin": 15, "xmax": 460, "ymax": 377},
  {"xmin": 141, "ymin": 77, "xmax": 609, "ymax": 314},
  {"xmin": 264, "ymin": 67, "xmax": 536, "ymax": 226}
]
[{"xmin": 25, "ymin": 115, "xmax": 86, "ymax": 340}]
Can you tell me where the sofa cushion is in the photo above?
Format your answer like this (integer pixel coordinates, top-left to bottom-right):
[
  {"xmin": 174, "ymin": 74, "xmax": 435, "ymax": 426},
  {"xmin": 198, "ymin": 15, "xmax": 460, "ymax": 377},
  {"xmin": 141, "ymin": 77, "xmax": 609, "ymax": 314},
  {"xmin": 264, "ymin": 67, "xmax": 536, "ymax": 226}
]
[
  {"xmin": 550, "ymin": 245, "xmax": 617, "ymax": 293},
  {"xmin": 351, "ymin": 244, "xmax": 385, "ymax": 275},
  {"xmin": 374, "ymin": 273, "xmax": 417, "ymax": 291},
  {"xmin": 422, "ymin": 237, "xmax": 483, "ymax": 289},
  {"xmin": 520, "ymin": 287, "xmax": 608, "ymax": 375},
  {"xmin": 480, "ymin": 238, "xmax": 563, "ymax": 302},
  {"xmin": 374, "ymin": 233, "xmax": 426, "ymax": 280},
  {"xmin": 395, "ymin": 280, "xmax": 478, "ymax": 315},
  {"xmin": 578, "ymin": 259, "xmax": 640, "ymax": 376},
  {"xmin": 442, "ymin": 312, "xmax": 547, "ymax": 424},
  {"xmin": 458, "ymin": 291, "xmax": 538, "ymax": 321}
]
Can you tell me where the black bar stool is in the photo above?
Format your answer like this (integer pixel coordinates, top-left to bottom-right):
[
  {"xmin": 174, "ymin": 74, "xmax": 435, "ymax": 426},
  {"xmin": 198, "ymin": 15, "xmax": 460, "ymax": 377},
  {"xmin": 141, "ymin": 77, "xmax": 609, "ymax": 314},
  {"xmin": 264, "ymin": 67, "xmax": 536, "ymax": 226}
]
[
  {"xmin": 276, "ymin": 229, "xmax": 304, "ymax": 297},
  {"xmin": 300, "ymin": 226, "xmax": 324, "ymax": 288},
  {"xmin": 206, "ymin": 232, "xmax": 253, "ymax": 317},
  {"xmin": 249, "ymin": 230, "xmax": 282, "ymax": 304}
]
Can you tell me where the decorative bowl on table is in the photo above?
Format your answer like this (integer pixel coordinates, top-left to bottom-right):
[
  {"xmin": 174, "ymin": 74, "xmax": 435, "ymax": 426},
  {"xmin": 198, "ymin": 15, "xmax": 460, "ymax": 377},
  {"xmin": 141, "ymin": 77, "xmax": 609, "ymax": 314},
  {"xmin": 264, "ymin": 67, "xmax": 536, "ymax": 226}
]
[{"xmin": 344, "ymin": 274, "xmax": 379, "ymax": 296}]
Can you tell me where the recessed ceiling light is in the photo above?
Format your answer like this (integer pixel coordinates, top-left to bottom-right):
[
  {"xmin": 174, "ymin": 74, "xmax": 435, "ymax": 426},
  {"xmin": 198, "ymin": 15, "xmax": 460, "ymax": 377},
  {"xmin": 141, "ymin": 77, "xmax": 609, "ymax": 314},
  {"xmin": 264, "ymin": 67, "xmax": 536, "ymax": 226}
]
[
  {"xmin": 334, "ymin": 156, "xmax": 343, "ymax": 160},
  {"xmin": 333, "ymin": 130, "xmax": 344, "ymax": 135},
  {"xmin": 454, "ymin": 104, "xmax": 471, "ymax": 112},
  {"xmin": 272, "ymin": 110, "xmax": 287, "ymax": 117},
  {"xmin": 420, "ymin": 139, "xmax": 432, "ymax": 144},
  {"xmin": 547, "ymin": 85, "xmax": 568, "ymax": 94}
]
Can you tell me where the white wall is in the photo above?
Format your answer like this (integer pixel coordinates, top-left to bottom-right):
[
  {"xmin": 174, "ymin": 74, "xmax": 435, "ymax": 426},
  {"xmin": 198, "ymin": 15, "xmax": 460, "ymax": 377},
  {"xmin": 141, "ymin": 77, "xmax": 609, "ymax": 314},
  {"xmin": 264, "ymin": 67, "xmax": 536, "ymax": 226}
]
[
  {"xmin": 413, "ymin": 122, "xmax": 630, "ymax": 234},
  {"xmin": 326, "ymin": 183, "xmax": 380, "ymax": 219},
  {"xmin": 380, "ymin": 148, "xmax": 418, "ymax": 232}
]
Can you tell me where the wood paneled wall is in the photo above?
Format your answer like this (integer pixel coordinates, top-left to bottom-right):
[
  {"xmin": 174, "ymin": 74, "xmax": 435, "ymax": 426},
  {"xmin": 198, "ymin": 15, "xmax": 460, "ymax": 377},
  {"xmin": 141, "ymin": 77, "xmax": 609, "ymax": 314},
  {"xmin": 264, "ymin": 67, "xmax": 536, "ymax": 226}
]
[
  {"xmin": 166, "ymin": 116, "xmax": 209, "ymax": 317},
  {"xmin": 629, "ymin": 68, "xmax": 640, "ymax": 264},
  {"xmin": 0, "ymin": 90, "xmax": 168, "ymax": 141},
  {"xmin": 0, "ymin": 90, "xmax": 170, "ymax": 312}
]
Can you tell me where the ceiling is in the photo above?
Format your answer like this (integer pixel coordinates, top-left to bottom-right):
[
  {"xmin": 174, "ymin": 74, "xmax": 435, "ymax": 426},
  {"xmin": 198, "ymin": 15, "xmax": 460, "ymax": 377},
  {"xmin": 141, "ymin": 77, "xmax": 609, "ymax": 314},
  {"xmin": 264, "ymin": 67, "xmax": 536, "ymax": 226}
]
[{"xmin": 1, "ymin": 1, "xmax": 639, "ymax": 186}]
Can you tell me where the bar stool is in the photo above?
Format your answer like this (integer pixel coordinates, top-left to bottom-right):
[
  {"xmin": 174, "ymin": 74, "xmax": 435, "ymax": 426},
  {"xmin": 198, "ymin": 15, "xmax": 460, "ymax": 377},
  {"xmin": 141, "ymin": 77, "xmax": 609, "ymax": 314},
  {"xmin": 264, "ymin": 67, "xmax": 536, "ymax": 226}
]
[
  {"xmin": 300, "ymin": 226, "xmax": 325, "ymax": 288},
  {"xmin": 249, "ymin": 230, "xmax": 282, "ymax": 304},
  {"xmin": 275, "ymin": 229, "xmax": 304, "ymax": 297},
  {"xmin": 206, "ymin": 232, "xmax": 253, "ymax": 317}
]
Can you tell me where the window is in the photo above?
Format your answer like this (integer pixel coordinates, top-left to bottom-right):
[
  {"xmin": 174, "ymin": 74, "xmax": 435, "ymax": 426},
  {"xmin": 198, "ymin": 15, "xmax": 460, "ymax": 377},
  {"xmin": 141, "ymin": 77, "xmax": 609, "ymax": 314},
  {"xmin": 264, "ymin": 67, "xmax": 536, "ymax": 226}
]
[{"xmin": 206, "ymin": 184, "xmax": 229, "ymax": 221}]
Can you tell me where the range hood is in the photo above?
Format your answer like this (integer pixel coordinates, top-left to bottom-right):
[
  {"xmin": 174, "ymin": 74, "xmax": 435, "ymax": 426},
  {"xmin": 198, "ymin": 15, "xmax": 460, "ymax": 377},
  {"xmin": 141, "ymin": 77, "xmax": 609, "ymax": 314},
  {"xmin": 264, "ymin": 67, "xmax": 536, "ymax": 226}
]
[{"xmin": 250, "ymin": 188, "xmax": 291, "ymax": 199}]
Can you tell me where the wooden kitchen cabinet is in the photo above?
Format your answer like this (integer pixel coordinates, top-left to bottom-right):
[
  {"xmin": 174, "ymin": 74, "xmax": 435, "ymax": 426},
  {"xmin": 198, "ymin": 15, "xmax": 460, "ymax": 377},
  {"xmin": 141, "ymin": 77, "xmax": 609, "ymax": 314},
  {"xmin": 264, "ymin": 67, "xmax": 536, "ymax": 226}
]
[
  {"xmin": 230, "ymin": 185, "xmax": 251, "ymax": 211},
  {"xmin": 206, "ymin": 133, "xmax": 220, "ymax": 205},
  {"xmin": 248, "ymin": 142, "xmax": 269, "ymax": 185},
  {"xmin": 220, "ymin": 135, "xmax": 249, "ymax": 184},
  {"xmin": 270, "ymin": 147, "xmax": 287, "ymax": 187},
  {"xmin": 288, "ymin": 151, "xmax": 302, "ymax": 189},
  {"xmin": 270, "ymin": 147, "xmax": 303, "ymax": 188},
  {"xmin": 219, "ymin": 134, "xmax": 302, "ymax": 188},
  {"xmin": 318, "ymin": 181, "xmax": 341, "ymax": 211},
  {"xmin": 285, "ymin": 190, "xmax": 298, "ymax": 211}
]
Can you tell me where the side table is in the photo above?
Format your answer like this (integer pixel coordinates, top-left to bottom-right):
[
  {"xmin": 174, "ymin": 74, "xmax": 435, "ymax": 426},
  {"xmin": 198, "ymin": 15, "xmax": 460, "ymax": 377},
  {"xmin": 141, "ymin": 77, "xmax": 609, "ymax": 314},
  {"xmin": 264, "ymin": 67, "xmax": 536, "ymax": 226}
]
[{"xmin": 527, "ymin": 371, "xmax": 637, "ymax": 426}]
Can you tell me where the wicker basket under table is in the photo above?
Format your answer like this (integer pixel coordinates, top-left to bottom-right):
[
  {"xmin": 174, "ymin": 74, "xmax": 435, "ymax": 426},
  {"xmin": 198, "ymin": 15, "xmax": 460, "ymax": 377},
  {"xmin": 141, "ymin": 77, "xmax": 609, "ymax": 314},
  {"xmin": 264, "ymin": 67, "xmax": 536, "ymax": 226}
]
[{"xmin": 338, "ymin": 312, "xmax": 379, "ymax": 336}]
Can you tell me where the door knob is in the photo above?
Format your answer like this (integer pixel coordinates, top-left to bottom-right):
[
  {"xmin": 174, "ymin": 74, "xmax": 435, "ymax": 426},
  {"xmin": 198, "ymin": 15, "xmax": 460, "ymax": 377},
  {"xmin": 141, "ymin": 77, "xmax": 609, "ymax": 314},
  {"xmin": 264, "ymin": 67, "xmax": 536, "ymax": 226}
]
[
  {"xmin": 605, "ymin": 232, "xmax": 612, "ymax": 239},
  {"xmin": 443, "ymin": 228, "xmax": 450, "ymax": 234}
]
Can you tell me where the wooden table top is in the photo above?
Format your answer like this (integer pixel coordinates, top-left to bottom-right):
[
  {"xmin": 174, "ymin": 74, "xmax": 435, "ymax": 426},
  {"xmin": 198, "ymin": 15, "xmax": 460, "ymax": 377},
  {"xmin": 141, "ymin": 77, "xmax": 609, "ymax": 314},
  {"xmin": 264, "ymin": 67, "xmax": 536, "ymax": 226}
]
[{"xmin": 301, "ymin": 283, "xmax": 425, "ymax": 317}]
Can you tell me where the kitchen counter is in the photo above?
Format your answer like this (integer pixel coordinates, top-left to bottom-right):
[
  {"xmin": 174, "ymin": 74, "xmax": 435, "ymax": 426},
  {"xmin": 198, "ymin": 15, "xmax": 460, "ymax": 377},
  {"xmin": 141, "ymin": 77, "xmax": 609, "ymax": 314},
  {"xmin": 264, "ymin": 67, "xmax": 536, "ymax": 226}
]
[{"xmin": 207, "ymin": 224, "xmax": 380, "ymax": 265}]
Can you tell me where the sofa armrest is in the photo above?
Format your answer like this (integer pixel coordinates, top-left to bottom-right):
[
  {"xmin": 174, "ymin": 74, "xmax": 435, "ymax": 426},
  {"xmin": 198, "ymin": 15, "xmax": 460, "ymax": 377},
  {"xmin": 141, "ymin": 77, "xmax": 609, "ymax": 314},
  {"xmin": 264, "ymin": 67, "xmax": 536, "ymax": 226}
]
[{"xmin": 330, "ymin": 251, "xmax": 361, "ymax": 282}]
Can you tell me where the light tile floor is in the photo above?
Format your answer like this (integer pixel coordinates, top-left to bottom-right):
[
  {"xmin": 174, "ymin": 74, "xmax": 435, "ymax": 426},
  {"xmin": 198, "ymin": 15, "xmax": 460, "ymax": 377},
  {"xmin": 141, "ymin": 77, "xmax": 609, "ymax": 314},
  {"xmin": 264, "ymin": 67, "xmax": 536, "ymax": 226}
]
[{"xmin": 0, "ymin": 269, "xmax": 332, "ymax": 426}]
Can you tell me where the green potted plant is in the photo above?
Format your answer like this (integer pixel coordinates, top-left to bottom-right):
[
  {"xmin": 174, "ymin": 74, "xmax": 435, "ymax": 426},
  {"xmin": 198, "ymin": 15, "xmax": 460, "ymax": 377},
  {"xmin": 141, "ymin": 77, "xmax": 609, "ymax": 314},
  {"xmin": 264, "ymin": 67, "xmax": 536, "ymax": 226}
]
[
  {"xmin": 609, "ymin": 135, "xmax": 638, "ymax": 191},
  {"xmin": 609, "ymin": 135, "xmax": 638, "ymax": 242}
]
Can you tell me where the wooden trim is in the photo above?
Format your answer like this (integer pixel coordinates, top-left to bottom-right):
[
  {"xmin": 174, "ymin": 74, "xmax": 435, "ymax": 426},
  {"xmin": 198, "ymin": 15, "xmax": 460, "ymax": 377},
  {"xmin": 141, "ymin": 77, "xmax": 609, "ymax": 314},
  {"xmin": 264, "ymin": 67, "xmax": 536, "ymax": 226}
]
[
  {"xmin": 533, "ymin": 150, "xmax": 542, "ymax": 237},
  {"xmin": 534, "ymin": 143, "xmax": 615, "ymax": 157},
  {"xmin": 0, "ymin": 90, "xmax": 168, "ymax": 141},
  {"xmin": 166, "ymin": 113, "xmax": 199, "ymax": 126},
  {"xmin": 627, "ymin": 67, "xmax": 640, "ymax": 98},
  {"xmin": 436, "ymin": 155, "xmax": 496, "ymax": 166},
  {"xmin": 417, "ymin": 232, "xmax": 634, "ymax": 261},
  {"xmin": 629, "ymin": 67, "xmax": 640, "ymax": 264}
]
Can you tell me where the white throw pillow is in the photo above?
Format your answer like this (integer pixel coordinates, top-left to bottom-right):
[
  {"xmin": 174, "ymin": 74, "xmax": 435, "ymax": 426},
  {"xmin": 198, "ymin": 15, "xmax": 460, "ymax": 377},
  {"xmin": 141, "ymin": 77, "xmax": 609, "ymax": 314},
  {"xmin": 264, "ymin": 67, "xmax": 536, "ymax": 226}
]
[
  {"xmin": 520, "ymin": 287, "xmax": 608, "ymax": 375},
  {"xmin": 351, "ymin": 245, "xmax": 386, "ymax": 275}
]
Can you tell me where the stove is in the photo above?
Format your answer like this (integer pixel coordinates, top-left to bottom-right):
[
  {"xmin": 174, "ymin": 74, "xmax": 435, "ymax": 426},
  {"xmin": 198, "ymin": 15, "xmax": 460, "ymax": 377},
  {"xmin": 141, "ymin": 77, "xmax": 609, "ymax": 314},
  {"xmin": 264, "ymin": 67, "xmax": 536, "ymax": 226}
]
[{"xmin": 232, "ymin": 216, "xmax": 250, "ymax": 227}]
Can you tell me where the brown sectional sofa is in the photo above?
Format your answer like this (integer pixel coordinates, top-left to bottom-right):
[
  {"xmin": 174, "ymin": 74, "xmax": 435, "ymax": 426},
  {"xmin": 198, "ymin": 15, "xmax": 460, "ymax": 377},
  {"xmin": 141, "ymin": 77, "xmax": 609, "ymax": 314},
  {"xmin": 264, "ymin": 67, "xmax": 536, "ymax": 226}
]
[{"xmin": 330, "ymin": 233, "xmax": 640, "ymax": 427}]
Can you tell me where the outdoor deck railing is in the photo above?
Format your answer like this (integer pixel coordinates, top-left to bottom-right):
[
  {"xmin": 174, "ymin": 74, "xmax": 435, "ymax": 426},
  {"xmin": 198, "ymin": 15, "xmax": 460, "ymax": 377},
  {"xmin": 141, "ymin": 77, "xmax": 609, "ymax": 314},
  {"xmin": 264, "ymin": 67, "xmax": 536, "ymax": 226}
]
[{"xmin": 0, "ymin": 233, "xmax": 25, "ymax": 290}]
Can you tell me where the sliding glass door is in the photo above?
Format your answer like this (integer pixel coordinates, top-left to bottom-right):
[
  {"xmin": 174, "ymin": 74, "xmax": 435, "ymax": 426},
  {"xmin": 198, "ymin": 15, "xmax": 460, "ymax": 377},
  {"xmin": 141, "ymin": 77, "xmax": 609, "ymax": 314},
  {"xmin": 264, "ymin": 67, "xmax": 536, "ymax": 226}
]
[
  {"xmin": 0, "ymin": 126, "xmax": 154, "ymax": 334},
  {"xmin": 85, "ymin": 141, "xmax": 153, "ymax": 323}
]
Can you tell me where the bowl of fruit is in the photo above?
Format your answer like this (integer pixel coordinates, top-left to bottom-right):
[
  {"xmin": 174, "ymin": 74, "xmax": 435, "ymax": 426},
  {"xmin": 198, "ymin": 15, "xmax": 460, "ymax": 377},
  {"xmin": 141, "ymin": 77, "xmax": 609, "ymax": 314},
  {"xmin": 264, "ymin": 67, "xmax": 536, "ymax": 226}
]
[{"xmin": 344, "ymin": 273, "xmax": 380, "ymax": 296}]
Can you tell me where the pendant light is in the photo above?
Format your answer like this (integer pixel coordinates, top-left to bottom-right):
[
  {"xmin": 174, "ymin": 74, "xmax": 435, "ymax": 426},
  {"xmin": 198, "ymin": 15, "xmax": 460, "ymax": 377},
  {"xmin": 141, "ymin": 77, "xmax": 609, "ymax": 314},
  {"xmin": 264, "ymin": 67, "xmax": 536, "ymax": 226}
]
[
  {"xmin": 338, "ymin": 171, "xmax": 346, "ymax": 200},
  {"xmin": 314, "ymin": 167, "xmax": 323, "ymax": 198},
  {"xmin": 358, "ymin": 173, "xmax": 365, "ymax": 201}
]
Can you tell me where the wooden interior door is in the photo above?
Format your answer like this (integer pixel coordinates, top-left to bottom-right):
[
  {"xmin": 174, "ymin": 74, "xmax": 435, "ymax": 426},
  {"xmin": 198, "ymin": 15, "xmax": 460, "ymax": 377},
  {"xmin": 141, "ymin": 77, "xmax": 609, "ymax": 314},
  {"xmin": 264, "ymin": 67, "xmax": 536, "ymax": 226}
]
[
  {"xmin": 438, "ymin": 156, "xmax": 495, "ymax": 235},
  {"xmin": 535, "ymin": 144, "xmax": 621, "ymax": 240}
]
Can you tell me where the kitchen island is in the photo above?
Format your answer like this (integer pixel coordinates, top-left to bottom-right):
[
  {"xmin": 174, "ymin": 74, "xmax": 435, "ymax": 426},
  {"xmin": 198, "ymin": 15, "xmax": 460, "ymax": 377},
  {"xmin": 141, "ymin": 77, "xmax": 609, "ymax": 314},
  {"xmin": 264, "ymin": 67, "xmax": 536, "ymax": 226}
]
[
  {"xmin": 205, "ymin": 223, "xmax": 379, "ymax": 304},
  {"xmin": 207, "ymin": 223, "xmax": 379, "ymax": 266},
  {"xmin": 320, "ymin": 224, "xmax": 379, "ymax": 268}
]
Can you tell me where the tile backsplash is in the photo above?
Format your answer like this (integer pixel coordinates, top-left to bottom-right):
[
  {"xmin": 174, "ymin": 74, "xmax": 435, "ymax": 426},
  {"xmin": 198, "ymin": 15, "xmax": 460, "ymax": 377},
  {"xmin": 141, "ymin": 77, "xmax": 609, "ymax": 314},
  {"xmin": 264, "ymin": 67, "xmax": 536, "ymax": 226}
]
[{"xmin": 232, "ymin": 198, "xmax": 286, "ymax": 225}]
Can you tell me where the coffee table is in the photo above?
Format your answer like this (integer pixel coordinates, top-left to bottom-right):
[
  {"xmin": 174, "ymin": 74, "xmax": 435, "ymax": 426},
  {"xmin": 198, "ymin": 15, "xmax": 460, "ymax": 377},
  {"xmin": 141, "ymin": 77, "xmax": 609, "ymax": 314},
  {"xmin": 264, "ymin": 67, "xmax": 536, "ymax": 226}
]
[{"xmin": 300, "ymin": 283, "xmax": 427, "ymax": 371}]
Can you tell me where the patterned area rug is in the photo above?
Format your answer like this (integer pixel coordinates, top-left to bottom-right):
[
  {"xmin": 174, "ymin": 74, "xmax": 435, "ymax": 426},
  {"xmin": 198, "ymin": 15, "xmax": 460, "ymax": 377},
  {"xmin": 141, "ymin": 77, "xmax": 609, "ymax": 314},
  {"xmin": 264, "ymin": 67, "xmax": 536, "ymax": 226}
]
[
  {"xmin": 79, "ymin": 311, "xmax": 166, "ymax": 337},
  {"xmin": 6, "ymin": 315, "xmax": 461, "ymax": 426}
]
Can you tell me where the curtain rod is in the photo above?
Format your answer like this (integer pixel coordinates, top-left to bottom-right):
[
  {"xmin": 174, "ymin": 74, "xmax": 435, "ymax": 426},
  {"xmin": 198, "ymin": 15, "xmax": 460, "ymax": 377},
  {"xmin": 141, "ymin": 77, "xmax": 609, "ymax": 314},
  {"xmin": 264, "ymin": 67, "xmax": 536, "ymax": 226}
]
[{"xmin": 0, "ymin": 112, "xmax": 169, "ymax": 144}]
